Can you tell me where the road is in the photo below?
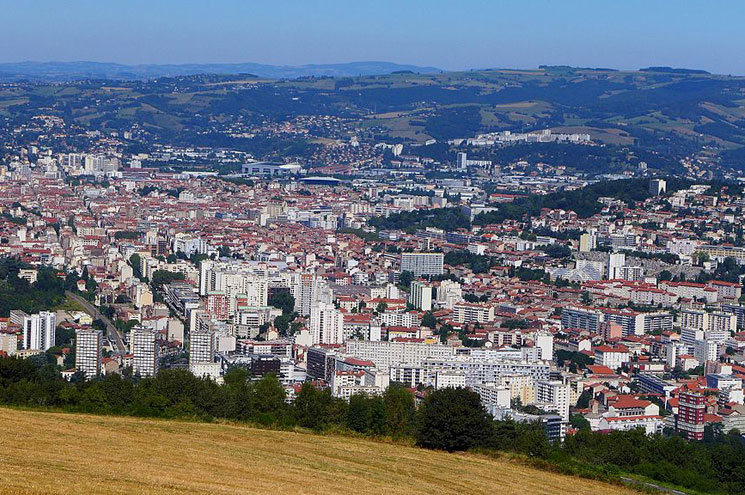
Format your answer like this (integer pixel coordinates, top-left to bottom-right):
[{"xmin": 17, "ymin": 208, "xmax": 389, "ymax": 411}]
[
  {"xmin": 620, "ymin": 477, "xmax": 689, "ymax": 495},
  {"xmin": 65, "ymin": 291, "xmax": 127, "ymax": 353}
]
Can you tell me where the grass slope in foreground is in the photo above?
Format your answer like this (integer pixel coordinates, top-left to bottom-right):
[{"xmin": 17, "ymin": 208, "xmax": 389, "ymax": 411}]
[{"xmin": 0, "ymin": 408, "xmax": 636, "ymax": 495}]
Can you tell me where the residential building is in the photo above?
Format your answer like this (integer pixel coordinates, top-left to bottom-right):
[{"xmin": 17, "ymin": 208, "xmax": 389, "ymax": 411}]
[
  {"xmin": 400, "ymin": 252, "xmax": 444, "ymax": 277},
  {"xmin": 75, "ymin": 328, "xmax": 102, "ymax": 379},
  {"xmin": 131, "ymin": 326, "xmax": 159, "ymax": 377}
]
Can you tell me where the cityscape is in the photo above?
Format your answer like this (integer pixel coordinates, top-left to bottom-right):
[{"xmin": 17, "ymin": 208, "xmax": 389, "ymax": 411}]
[{"xmin": 2, "ymin": 2, "xmax": 745, "ymax": 495}]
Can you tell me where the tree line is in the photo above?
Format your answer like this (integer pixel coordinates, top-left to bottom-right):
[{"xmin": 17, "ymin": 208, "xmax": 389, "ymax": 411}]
[{"xmin": 1, "ymin": 355, "xmax": 745, "ymax": 494}]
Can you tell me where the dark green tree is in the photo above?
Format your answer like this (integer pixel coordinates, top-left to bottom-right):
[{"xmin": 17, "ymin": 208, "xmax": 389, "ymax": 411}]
[
  {"xmin": 269, "ymin": 291, "xmax": 295, "ymax": 315},
  {"xmin": 415, "ymin": 387, "xmax": 495, "ymax": 452}
]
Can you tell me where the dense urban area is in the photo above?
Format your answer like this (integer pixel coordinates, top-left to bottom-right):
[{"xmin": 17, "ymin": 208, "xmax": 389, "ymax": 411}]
[{"xmin": 3, "ymin": 66, "xmax": 745, "ymax": 494}]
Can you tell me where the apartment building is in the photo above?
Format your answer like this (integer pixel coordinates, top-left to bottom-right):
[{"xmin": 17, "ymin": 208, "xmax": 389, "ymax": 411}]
[
  {"xmin": 400, "ymin": 252, "xmax": 444, "ymax": 277},
  {"xmin": 131, "ymin": 326, "xmax": 159, "ymax": 378},
  {"xmin": 75, "ymin": 328, "xmax": 102, "ymax": 379},
  {"xmin": 22, "ymin": 311, "xmax": 56, "ymax": 351}
]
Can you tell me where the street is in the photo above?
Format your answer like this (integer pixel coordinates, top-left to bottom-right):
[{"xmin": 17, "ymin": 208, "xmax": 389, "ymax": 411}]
[{"xmin": 65, "ymin": 291, "xmax": 127, "ymax": 353}]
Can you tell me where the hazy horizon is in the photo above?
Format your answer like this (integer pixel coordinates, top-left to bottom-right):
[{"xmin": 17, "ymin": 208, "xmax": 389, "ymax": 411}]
[{"xmin": 1, "ymin": 1, "xmax": 744, "ymax": 75}]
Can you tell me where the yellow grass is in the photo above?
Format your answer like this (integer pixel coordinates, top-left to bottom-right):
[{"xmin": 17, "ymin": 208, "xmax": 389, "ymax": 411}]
[{"xmin": 0, "ymin": 408, "xmax": 637, "ymax": 495}]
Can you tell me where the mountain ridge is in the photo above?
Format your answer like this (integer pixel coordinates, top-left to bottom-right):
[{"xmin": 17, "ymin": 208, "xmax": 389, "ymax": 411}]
[{"xmin": 0, "ymin": 60, "xmax": 442, "ymax": 81}]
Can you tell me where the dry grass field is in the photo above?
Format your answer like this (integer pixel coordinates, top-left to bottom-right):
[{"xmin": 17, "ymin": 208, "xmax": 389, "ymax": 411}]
[{"xmin": 0, "ymin": 408, "xmax": 637, "ymax": 495}]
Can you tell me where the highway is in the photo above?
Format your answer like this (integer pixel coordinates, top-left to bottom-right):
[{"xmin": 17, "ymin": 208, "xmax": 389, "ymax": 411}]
[{"xmin": 65, "ymin": 291, "xmax": 127, "ymax": 353}]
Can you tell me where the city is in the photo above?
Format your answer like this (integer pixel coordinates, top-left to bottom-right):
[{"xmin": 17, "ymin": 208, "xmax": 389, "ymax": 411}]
[{"xmin": 2, "ymin": 2, "xmax": 745, "ymax": 495}]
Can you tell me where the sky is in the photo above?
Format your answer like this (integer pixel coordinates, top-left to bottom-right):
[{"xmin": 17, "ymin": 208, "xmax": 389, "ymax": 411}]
[{"xmin": 1, "ymin": 0, "xmax": 743, "ymax": 74}]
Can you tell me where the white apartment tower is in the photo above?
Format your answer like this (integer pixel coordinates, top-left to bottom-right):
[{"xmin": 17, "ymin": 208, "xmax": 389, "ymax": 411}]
[
  {"xmin": 23, "ymin": 311, "xmax": 56, "ymax": 351},
  {"xmin": 606, "ymin": 252, "xmax": 626, "ymax": 279},
  {"xmin": 189, "ymin": 329, "xmax": 215, "ymax": 367},
  {"xmin": 131, "ymin": 327, "xmax": 159, "ymax": 377},
  {"xmin": 292, "ymin": 273, "xmax": 332, "ymax": 316},
  {"xmin": 309, "ymin": 301, "xmax": 344, "ymax": 345},
  {"xmin": 409, "ymin": 281, "xmax": 433, "ymax": 311},
  {"xmin": 535, "ymin": 379, "xmax": 570, "ymax": 421},
  {"xmin": 75, "ymin": 328, "xmax": 102, "ymax": 379}
]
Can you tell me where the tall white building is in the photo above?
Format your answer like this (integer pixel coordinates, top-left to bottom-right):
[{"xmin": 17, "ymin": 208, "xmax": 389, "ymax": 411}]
[
  {"xmin": 131, "ymin": 327, "xmax": 159, "ymax": 377},
  {"xmin": 400, "ymin": 252, "xmax": 444, "ymax": 277},
  {"xmin": 649, "ymin": 178, "xmax": 667, "ymax": 196},
  {"xmin": 345, "ymin": 340, "xmax": 456, "ymax": 369},
  {"xmin": 579, "ymin": 233, "xmax": 595, "ymax": 253},
  {"xmin": 309, "ymin": 301, "xmax": 344, "ymax": 345},
  {"xmin": 435, "ymin": 279, "xmax": 462, "ymax": 309},
  {"xmin": 23, "ymin": 311, "xmax": 56, "ymax": 351},
  {"xmin": 534, "ymin": 332, "xmax": 554, "ymax": 361},
  {"xmin": 694, "ymin": 339, "xmax": 719, "ymax": 364},
  {"xmin": 290, "ymin": 273, "xmax": 332, "ymax": 317},
  {"xmin": 682, "ymin": 310, "xmax": 737, "ymax": 335},
  {"xmin": 189, "ymin": 329, "xmax": 215, "ymax": 366},
  {"xmin": 409, "ymin": 280, "xmax": 432, "ymax": 311},
  {"xmin": 535, "ymin": 379, "xmax": 570, "ymax": 421},
  {"xmin": 606, "ymin": 252, "xmax": 626, "ymax": 279},
  {"xmin": 75, "ymin": 328, "xmax": 102, "ymax": 379},
  {"xmin": 199, "ymin": 259, "xmax": 271, "ymax": 316}
]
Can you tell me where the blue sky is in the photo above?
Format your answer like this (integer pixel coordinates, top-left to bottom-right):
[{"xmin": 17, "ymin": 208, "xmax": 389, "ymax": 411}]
[{"xmin": 1, "ymin": 0, "xmax": 743, "ymax": 74}]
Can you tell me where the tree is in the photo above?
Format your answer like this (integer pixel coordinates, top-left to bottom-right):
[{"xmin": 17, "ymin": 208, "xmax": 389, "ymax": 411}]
[
  {"xmin": 150, "ymin": 270, "xmax": 185, "ymax": 289},
  {"xmin": 85, "ymin": 278, "xmax": 97, "ymax": 295},
  {"xmin": 347, "ymin": 394, "xmax": 372, "ymax": 433},
  {"xmin": 514, "ymin": 421, "xmax": 551, "ymax": 457},
  {"xmin": 249, "ymin": 374, "xmax": 287, "ymax": 424},
  {"xmin": 415, "ymin": 387, "xmax": 495, "ymax": 452},
  {"xmin": 294, "ymin": 382, "xmax": 339, "ymax": 430},
  {"xmin": 129, "ymin": 254, "xmax": 143, "ymax": 279},
  {"xmin": 383, "ymin": 384, "xmax": 415, "ymax": 437},
  {"xmin": 421, "ymin": 311, "xmax": 437, "ymax": 329},
  {"xmin": 114, "ymin": 294, "xmax": 131, "ymax": 304},
  {"xmin": 575, "ymin": 388, "xmax": 593, "ymax": 409},
  {"xmin": 570, "ymin": 413, "xmax": 591, "ymax": 430},
  {"xmin": 542, "ymin": 244, "xmax": 572, "ymax": 259},
  {"xmin": 269, "ymin": 291, "xmax": 295, "ymax": 315},
  {"xmin": 272, "ymin": 312, "xmax": 296, "ymax": 334},
  {"xmin": 398, "ymin": 270, "xmax": 414, "ymax": 289}
]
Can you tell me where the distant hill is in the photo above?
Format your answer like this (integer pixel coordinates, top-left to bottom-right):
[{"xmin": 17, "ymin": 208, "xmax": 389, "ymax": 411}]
[
  {"xmin": 1, "ymin": 408, "xmax": 636, "ymax": 495},
  {"xmin": 0, "ymin": 60, "xmax": 442, "ymax": 81},
  {"xmin": 639, "ymin": 66, "xmax": 711, "ymax": 75},
  {"xmin": 2, "ymin": 65, "xmax": 745, "ymax": 174}
]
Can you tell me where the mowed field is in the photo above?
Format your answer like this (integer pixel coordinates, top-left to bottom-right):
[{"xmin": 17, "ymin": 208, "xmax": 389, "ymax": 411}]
[{"xmin": 0, "ymin": 408, "xmax": 636, "ymax": 495}]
